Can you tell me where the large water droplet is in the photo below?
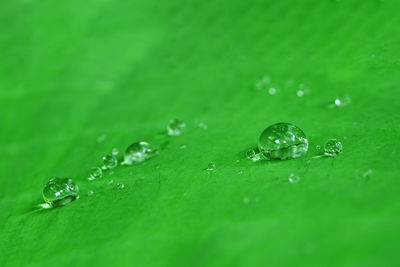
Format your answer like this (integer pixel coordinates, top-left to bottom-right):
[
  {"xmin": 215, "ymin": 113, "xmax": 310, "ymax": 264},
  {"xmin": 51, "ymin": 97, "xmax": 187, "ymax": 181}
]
[
  {"xmin": 42, "ymin": 178, "xmax": 79, "ymax": 207},
  {"xmin": 324, "ymin": 138, "xmax": 342, "ymax": 156},
  {"xmin": 167, "ymin": 119, "xmax": 186, "ymax": 136},
  {"xmin": 258, "ymin": 123, "xmax": 308, "ymax": 160},
  {"xmin": 123, "ymin": 141, "xmax": 158, "ymax": 165}
]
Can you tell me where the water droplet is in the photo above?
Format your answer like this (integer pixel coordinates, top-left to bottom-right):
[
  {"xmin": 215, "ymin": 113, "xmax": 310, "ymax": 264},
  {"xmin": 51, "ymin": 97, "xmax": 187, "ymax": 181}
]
[
  {"xmin": 112, "ymin": 148, "xmax": 119, "ymax": 156},
  {"xmin": 238, "ymin": 170, "xmax": 244, "ymax": 175},
  {"xmin": 316, "ymin": 145, "xmax": 321, "ymax": 150},
  {"xmin": 117, "ymin": 183, "xmax": 125, "ymax": 189},
  {"xmin": 109, "ymin": 171, "xmax": 114, "ymax": 175},
  {"xmin": 206, "ymin": 162, "xmax": 216, "ymax": 171},
  {"xmin": 199, "ymin": 122, "xmax": 208, "ymax": 130},
  {"xmin": 180, "ymin": 144, "xmax": 187, "ymax": 149},
  {"xmin": 362, "ymin": 169, "xmax": 373, "ymax": 178},
  {"xmin": 123, "ymin": 141, "xmax": 158, "ymax": 165},
  {"xmin": 87, "ymin": 190, "xmax": 94, "ymax": 196},
  {"xmin": 102, "ymin": 155, "xmax": 118, "ymax": 169},
  {"xmin": 324, "ymin": 138, "xmax": 343, "ymax": 156},
  {"xmin": 246, "ymin": 149, "xmax": 261, "ymax": 162},
  {"xmin": 297, "ymin": 84, "xmax": 310, "ymax": 97},
  {"xmin": 97, "ymin": 135, "xmax": 106, "ymax": 143},
  {"xmin": 255, "ymin": 75, "xmax": 270, "ymax": 90},
  {"xmin": 268, "ymin": 87, "xmax": 277, "ymax": 95},
  {"xmin": 108, "ymin": 179, "xmax": 114, "ymax": 185},
  {"xmin": 167, "ymin": 119, "xmax": 186, "ymax": 136},
  {"xmin": 296, "ymin": 90, "xmax": 304, "ymax": 97},
  {"xmin": 246, "ymin": 149, "xmax": 256, "ymax": 159},
  {"xmin": 289, "ymin": 173, "xmax": 300, "ymax": 183},
  {"xmin": 258, "ymin": 123, "xmax": 308, "ymax": 160},
  {"xmin": 334, "ymin": 95, "xmax": 351, "ymax": 107},
  {"xmin": 42, "ymin": 178, "xmax": 79, "ymax": 207},
  {"xmin": 88, "ymin": 167, "xmax": 102, "ymax": 181},
  {"xmin": 243, "ymin": 197, "xmax": 250, "ymax": 204}
]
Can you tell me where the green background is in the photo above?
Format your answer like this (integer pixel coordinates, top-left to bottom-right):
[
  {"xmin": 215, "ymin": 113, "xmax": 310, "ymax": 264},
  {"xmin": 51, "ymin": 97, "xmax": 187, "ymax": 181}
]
[{"xmin": 1, "ymin": 0, "xmax": 400, "ymax": 266}]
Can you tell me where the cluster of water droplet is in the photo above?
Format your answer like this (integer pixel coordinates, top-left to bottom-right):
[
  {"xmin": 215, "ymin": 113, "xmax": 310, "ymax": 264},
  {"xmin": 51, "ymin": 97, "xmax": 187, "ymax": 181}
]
[
  {"xmin": 243, "ymin": 120, "xmax": 346, "ymax": 184},
  {"xmin": 41, "ymin": 119, "xmax": 191, "ymax": 208},
  {"xmin": 41, "ymin": 76, "xmax": 352, "ymax": 208},
  {"xmin": 255, "ymin": 75, "xmax": 314, "ymax": 99}
]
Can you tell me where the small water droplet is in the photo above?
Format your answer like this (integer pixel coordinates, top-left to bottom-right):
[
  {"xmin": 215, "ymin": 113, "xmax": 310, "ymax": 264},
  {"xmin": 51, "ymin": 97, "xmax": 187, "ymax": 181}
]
[
  {"xmin": 88, "ymin": 167, "xmax": 103, "ymax": 181},
  {"xmin": 243, "ymin": 197, "xmax": 250, "ymax": 204},
  {"xmin": 167, "ymin": 119, "xmax": 186, "ymax": 136},
  {"xmin": 246, "ymin": 149, "xmax": 256, "ymax": 159},
  {"xmin": 297, "ymin": 84, "xmax": 310, "ymax": 97},
  {"xmin": 117, "ymin": 183, "xmax": 125, "ymax": 189},
  {"xmin": 362, "ymin": 169, "xmax": 373, "ymax": 178},
  {"xmin": 206, "ymin": 162, "xmax": 216, "ymax": 171},
  {"xmin": 238, "ymin": 170, "xmax": 244, "ymax": 175},
  {"xmin": 255, "ymin": 75, "xmax": 270, "ymax": 90},
  {"xmin": 156, "ymin": 165, "xmax": 161, "ymax": 169},
  {"xmin": 316, "ymin": 145, "xmax": 321, "ymax": 150},
  {"xmin": 246, "ymin": 149, "xmax": 261, "ymax": 162},
  {"xmin": 102, "ymin": 155, "xmax": 118, "ymax": 169},
  {"xmin": 109, "ymin": 171, "xmax": 114, "ymax": 175},
  {"xmin": 42, "ymin": 178, "xmax": 79, "ymax": 207},
  {"xmin": 112, "ymin": 148, "xmax": 119, "ymax": 156},
  {"xmin": 268, "ymin": 87, "xmax": 277, "ymax": 95},
  {"xmin": 123, "ymin": 141, "xmax": 158, "ymax": 165},
  {"xmin": 108, "ymin": 179, "xmax": 114, "ymax": 185},
  {"xmin": 285, "ymin": 79, "xmax": 294, "ymax": 87},
  {"xmin": 289, "ymin": 173, "xmax": 300, "ymax": 183},
  {"xmin": 324, "ymin": 138, "xmax": 343, "ymax": 156},
  {"xmin": 296, "ymin": 90, "xmax": 304, "ymax": 97},
  {"xmin": 97, "ymin": 135, "xmax": 106, "ymax": 143},
  {"xmin": 258, "ymin": 123, "xmax": 308, "ymax": 160},
  {"xmin": 199, "ymin": 122, "xmax": 208, "ymax": 130},
  {"xmin": 334, "ymin": 95, "xmax": 351, "ymax": 107},
  {"xmin": 87, "ymin": 190, "xmax": 94, "ymax": 196},
  {"xmin": 180, "ymin": 144, "xmax": 187, "ymax": 149}
]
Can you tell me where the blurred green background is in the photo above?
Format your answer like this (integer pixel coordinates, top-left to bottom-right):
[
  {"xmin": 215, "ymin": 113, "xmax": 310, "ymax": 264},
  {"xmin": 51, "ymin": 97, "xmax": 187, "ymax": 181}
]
[{"xmin": 1, "ymin": 0, "xmax": 400, "ymax": 266}]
